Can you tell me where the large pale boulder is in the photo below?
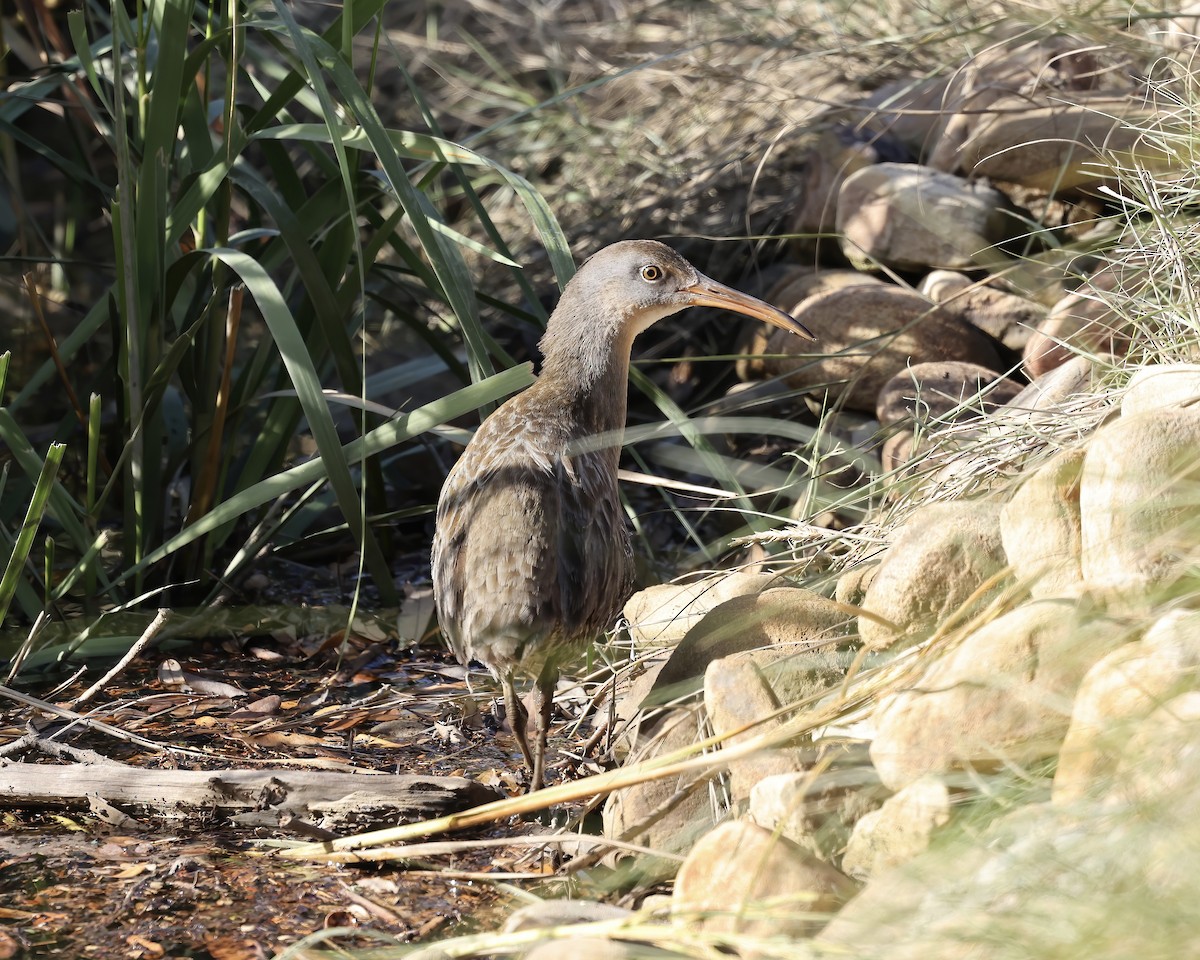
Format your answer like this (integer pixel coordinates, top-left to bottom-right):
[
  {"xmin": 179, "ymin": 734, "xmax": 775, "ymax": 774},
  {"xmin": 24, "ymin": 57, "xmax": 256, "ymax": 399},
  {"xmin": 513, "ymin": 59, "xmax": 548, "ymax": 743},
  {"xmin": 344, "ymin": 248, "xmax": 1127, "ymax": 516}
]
[
  {"xmin": 836, "ymin": 163, "xmax": 1017, "ymax": 272},
  {"xmin": 1121, "ymin": 363, "xmax": 1200, "ymax": 417},
  {"xmin": 870, "ymin": 599, "xmax": 1128, "ymax": 791},
  {"xmin": 1054, "ymin": 610, "xmax": 1200, "ymax": 804},
  {"xmin": 749, "ymin": 284, "xmax": 1009, "ymax": 412},
  {"xmin": 999, "ymin": 448, "xmax": 1085, "ymax": 598},
  {"xmin": 671, "ymin": 820, "xmax": 855, "ymax": 937},
  {"xmin": 1079, "ymin": 408, "xmax": 1200, "ymax": 595},
  {"xmin": 859, "ymin": 500, "xmax": 1008, "ymax": 650}
]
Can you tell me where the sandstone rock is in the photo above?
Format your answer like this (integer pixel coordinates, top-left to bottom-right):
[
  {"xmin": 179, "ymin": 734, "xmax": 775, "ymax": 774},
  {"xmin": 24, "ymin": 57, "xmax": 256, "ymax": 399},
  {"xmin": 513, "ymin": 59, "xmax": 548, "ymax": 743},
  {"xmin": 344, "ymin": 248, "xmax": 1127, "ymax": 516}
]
[
  {"xmin": 1023, "ymin": 266, "xmax": 1135, "ymax": 377},
  {"xmin": 1121, "ymin": 363, "xmax": 1200, "ymax": 417},
  {"xmin": 749, "ymin": 752, "xmax": 886, "ymax": 860},
  {"xmin": 1115, "ymin": 691, "xmax": 1200, "ymax": 810},
  {"xmin": 704, "ymin": 645, "xmax": 848, "ymax": 804},
  {"xmin": 749, "ymin": 284, "xmax": 1009, "ymax": 412},
  {"xmin": 921, "ymin": 276, "xmax": 1046, "ymax": 350},
  {"xmin": 835, "ymin": 563, "xmax": 878, "ymax": 608},
  {"xmin": 624, "ymin": 573, "xmax": 778, "ymax": 648},
  {"xmin": 842, "ymin": 775, "xmax": 951, "ymax": 880},
  {"xmin": 987, "ymin": 354, "xmax": 1105, "ymax": 438},
  {"xmin": 870, "ymin": 599, "xmax": 1128, "ymax": 791},
  {"xmin": 704, "ymin": 656, "xmax": 807, "ymax": 803},
  {"xmin": 858, "ymin": 500, "xmax": 1007, "ymax": 650},
  {"xmin": 999, "ymin": 447, "xmax": 1085, "ymax": 598},
  {"xmin": 671, "ymin": 820, "xmax": 855, "ymax": 937},
  {"xmin": 837, "ymin": 163, "xmax": 1017, "ymax": 272},
  {"xmin": 639, "ymin": 587, "xmax": 852, "ymax": 709},
  {"xmin": 956, "ymin": 92, "xmax": 1169, "ymax": 192},
  {"xmin": 602, "ymin": 704, "xmax": 720, "ymax": 859},
  {"xmin": 793, "ymin": 128, "xmax": 892, "ymax": 243},
  {"xmin": 880, "ymin": 431, "xmax": 919, "ymax": 474},
  {"xmin": 524, "ymin": 941, "xmax": 650, "ymax": 960},
  {"xmin": 925, "ymin": 37, "xmax": 1106, "ymax": 173},
  {"xmin": 1079, "ymin": 408, "xmax": 1200, "ymax": 596},
  {"xmin": 875, "ymin": 361, "xmax": 1023, "ymax": 428},
  {"xmin": 919, "ymin": 270, "xmax": 972, "ymax": 303},
  {"xmin": 1053, "ymin": 610, "xmax": 1200, "ymax": 804}
]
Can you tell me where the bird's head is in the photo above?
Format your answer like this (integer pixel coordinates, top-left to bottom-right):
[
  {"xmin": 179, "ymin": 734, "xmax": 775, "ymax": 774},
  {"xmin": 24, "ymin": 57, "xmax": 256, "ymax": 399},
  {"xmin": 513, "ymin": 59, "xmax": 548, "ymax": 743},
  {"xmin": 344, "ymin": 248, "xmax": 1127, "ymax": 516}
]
[{"xmin": 568, "ymin": 239, "xmax": 817, "ymax": 341}]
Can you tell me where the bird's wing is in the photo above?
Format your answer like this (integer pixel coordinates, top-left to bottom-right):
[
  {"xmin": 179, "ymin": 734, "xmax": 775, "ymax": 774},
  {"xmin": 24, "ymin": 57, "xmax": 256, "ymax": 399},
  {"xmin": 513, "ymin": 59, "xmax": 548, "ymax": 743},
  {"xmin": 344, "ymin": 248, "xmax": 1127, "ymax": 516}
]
[
  {"xmin": 554, "ymin": 451, "xmax": 632, "ymax": 637},
  {"xmin": 432, "ymin": 411, "xmax": 631, "ymax": 671},
  {"xmin": 431, "ymin": 413, "xmax": 566, "ymax": 667}
]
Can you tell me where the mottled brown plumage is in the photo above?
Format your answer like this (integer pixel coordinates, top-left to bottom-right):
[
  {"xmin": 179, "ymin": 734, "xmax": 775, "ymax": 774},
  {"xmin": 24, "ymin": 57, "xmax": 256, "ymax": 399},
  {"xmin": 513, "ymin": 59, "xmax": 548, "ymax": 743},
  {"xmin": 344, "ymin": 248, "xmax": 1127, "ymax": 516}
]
[{"xmin": 432, "ymin": 240, "xmax": 814, "ymax": 790}]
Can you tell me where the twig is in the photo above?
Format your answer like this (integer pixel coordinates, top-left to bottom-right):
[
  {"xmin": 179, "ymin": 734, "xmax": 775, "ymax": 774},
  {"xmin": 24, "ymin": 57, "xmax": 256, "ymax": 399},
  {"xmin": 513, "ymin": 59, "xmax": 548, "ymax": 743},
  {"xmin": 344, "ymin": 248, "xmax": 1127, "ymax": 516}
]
[
  {"xmin": 72, "ymin": 608, "xmax": 170, "ymax": 706},
  {"xmin": 0, "ymin": 683, "xmax": 210, "ymax": 758}
]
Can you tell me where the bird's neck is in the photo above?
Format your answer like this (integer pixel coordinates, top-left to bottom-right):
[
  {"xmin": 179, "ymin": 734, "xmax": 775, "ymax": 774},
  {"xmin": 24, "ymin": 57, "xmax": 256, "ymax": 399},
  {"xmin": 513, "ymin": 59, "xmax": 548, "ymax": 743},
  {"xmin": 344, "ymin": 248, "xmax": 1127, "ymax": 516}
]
[{"xmin": 537, "ymin": 310, "xmax": 635, "ymax": 440}]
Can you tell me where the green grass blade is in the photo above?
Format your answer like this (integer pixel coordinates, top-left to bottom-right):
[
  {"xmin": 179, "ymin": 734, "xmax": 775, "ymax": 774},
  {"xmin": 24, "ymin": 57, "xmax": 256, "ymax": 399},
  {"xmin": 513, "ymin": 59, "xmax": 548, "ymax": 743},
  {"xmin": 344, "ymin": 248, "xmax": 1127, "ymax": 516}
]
[
  {"xmin": 0, "ymin": 443, "xmax": 65, "ymax": 625},
  {"xmin": 113, "ymin": 363, "xmax": 534, "ymax": 586}
]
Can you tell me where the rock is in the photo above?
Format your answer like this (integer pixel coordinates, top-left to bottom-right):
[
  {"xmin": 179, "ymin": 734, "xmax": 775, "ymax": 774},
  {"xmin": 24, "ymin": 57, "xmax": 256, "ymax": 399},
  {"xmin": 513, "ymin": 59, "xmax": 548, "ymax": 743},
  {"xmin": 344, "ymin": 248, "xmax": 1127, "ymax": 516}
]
[
  {"xmin": 1165, "ymin": 2, "xmax": 1200, "ymax": 50},
  {"xmin": 875, "ymin": 361, "xmax": 1023, "ymax": 428},
  {"xmin": 704, "ymin": 656, "xmax": 808, "ymax": 803},
  {"xmin": 737, "ymin": 268, "xmax": 883, "ymax": 381},
  {"xmin": 859, "ymin": 500, "xmax": 1007, "ymax": 650},
  {"xmin": 1115, "ymin": 691, "xmax": 1200, "ymax": 810},
  {"xmin": 1079, "ymin": 408, "xmax": 1200, "ymax": 596},
  {"xmin": 704, "ymin": 645, "xmax": 848, "ymax": 804},
  {"xmin": 1053, "ymin": 610, "xmax": 1200, "ymax": 804},
  {"xmin": 926, "ymin": 36, "xmax": 1107, "ymax": 173},
  {"xmin": 880, "ymin": 431, "xmax": 919, "ymax": 474},
  {"xmin": 671, "ymin": 820, "xmax": 856, "ymax": 937},
  {"xmin": 870, "ymin": 599, "xmax": 1128, "ymax": 791},
  {"xmin": 505, "ymin": 900, "xmax": 633, "ymax": 933},
  {"xmin": 624, "ymin": 573, "xmax": 780, "ymax": 648},
  {"xmin": 639, "ymin": 587, "xmax": 852, "ymax": 709},
  {"xmin": 1023, "ymin": 266, "xmax": 1135, "ymax": 377},
  {"xmin": 956, "ymin": 92, "xmax": 1169, "ymax": 191},
  {"xmin": 836, "ymin": 163, "xmax": 1017, "ymax": 272},
  {"xmin": 921, "ymin": 275, "xmax": 1046, "ymax": 350},
  {"xmin": 1121, "ymin": 363, "xmax": 1200, "ymax": 417},
  {"xmin": 987, "ymin": 354, "xmax": 1106, "ymax": 437},
  {"xmin": 749, "ymin": 751, "xmax": 886, "ymax": 860},
  {"xmin": 835, "ymin": 563, "xmax": 878, "ymax": 607},
  {"xmin": 792, "ymin": 128, "xmax": 892, "ymax": 244},
  {"xmin": 919, "ymin": 270, "xmax": 971, "ymax": 302},
  {"xmin": 842, "ymin": 775, "xmax": 951, "ymax": 880},
  {"xmin": 999, "ymin": 448, "xmax": 1085, "ymax": 598},
  {"xmin": 602, "ymin": 703, "xmax": 720, "ymax": 860},
  {"xmin": 749, "ymin": 284, "xmax": 1009, "ymax": 412}
]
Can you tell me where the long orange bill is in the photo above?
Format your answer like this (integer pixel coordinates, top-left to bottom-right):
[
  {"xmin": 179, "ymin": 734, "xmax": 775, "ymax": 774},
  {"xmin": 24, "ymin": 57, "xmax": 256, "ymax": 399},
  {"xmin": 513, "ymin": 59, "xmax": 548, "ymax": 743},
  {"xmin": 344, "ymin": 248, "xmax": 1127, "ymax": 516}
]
[{"xmin": 683, "ymin": 275, "xmax": 817, "ymax": 341}]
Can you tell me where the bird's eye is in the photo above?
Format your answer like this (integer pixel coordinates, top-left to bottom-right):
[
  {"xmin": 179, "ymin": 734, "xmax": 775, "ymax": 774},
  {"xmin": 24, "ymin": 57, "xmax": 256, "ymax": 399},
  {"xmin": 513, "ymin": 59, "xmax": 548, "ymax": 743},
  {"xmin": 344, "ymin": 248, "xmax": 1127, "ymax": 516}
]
[{"xmin": 639, "ymin": 264, "xmax": 663, "ymax": 282}]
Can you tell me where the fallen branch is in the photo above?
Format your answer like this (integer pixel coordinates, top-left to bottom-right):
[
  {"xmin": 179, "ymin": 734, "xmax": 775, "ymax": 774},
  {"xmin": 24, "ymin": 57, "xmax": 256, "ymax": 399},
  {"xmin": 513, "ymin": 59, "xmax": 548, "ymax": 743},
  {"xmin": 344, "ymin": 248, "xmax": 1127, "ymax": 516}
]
[{"xmin": 0, "ymin": 761, "xmax": 501, "ymax": 828}]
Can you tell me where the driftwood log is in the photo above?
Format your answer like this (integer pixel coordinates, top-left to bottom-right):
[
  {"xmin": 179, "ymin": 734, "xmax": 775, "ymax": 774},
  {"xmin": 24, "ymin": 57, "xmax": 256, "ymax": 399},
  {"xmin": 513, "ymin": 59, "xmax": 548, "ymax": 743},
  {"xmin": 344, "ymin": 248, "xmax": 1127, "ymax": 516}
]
[{"xmin": 0, "ymin": 761, "xmax": 501, "ymax": 831}]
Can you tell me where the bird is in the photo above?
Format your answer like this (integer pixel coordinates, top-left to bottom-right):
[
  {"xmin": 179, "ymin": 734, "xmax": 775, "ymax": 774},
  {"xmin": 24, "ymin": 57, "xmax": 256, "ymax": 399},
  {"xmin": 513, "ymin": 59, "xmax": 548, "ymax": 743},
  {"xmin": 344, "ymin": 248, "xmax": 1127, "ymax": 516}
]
[{"xmin": 431, "ymin": 239, "xmax": 816, "ymax": 791}]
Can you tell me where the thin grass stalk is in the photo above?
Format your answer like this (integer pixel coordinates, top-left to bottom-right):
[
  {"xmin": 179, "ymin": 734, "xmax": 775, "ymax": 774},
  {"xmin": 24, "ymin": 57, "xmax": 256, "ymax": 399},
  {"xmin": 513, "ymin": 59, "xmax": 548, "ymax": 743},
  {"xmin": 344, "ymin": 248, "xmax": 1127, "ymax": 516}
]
[{"xmin": 0, "ymin": 443, "xmax": 65, "ymax": 625}]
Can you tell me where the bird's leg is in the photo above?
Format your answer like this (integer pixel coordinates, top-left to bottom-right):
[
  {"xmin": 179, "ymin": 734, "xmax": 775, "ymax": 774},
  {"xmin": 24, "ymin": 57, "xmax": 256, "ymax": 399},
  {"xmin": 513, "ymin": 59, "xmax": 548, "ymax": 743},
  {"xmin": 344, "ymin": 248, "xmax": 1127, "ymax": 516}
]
[
  {"xmin": 503, "ymin": 676, "xmax": 535, "ymax": 776},
  {"xmin": 526, "ymin": 667, "xmax": 558, "ymax": 792}
]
